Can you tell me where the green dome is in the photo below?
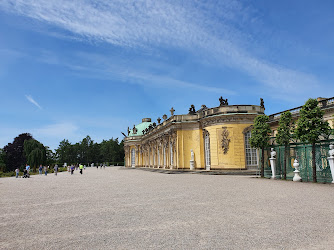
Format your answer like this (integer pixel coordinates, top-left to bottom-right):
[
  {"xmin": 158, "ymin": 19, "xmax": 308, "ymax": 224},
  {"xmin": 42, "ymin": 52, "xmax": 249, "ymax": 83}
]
[{"xmin": 129, "ymin": 119, "xmax": 152, "ymax": 136}]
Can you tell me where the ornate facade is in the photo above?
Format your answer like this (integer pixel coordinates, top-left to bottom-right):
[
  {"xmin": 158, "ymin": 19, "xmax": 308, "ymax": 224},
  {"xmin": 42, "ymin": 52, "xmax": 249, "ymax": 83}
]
[
  {"xmin": 124, "ymin": 99, "xmax": 265, "ymax": 170},
  {"xmin": 124, "ymin": 96, "xmax": 334, "ymax": 170}
]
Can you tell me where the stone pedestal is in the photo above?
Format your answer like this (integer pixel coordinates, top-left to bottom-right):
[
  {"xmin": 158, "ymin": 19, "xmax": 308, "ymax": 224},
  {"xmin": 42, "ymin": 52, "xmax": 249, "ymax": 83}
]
[
  {"xmin": 269, "ymin": 148, "xmax": 276, "ymax": 179},
  {"xmin": 269, "ymin": 157, "xmax": 276, "ymax": 179},
  {"xmin": 293, "ymin": 159, "xmax": 302, "ymax": 182},
  {"xmin": 190, "ymin": 160, "xmax": 195, "ymax": 170}
]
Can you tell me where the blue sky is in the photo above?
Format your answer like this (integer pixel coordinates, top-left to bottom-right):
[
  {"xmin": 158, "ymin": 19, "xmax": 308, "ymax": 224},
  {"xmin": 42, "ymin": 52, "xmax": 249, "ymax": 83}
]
[{"xmin": 0, "ymin": 0, "xmax": 333, "ymax": 150}]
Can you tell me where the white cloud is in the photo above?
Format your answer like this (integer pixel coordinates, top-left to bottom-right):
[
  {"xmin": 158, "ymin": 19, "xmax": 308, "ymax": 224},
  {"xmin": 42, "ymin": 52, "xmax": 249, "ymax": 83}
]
[
  {"xmin": 0, "ymin": 0, "xmax": 320, "ymax": 99},
  {"xmin": 32, "ymin": 122, "xmax": 79, "ymax": 138},
  {"xmin": 25, "ymin": 95, "xmax": 42, "ymax": 109}
]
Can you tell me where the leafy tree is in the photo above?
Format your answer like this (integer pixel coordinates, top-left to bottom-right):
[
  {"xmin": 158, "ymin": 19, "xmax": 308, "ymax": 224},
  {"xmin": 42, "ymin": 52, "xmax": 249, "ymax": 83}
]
[
  {"xmin": 24, "ymin": 139, "xmax": 47, "ymax": 172},
  {"xmin": 56, "ymin": 139, "xmax": 75, "ymax": 164},
  {"xmin": 55, "ymin": 136, "xmax": 125, "ymax": 166},
  {"xmin": 276, "ymin": 111, "xmax": 293, "ymax": 180},
  {"xmin": 3, "ymin": 133, "xmax": 33, "ymax": 172},
  {"xmin": 250, "ymin": 115, "xmax": 272, "ymax": 177},
  {"xmin": 294, "ymin": 98, "xmax": 331, "ymax": 182},
  {"xmin": 0, "ymin": 148, "xmax": 6, "ymax": 172},
  {"xmin": 45, "ymin": 146, "xmax": 56, "ymax": 165}
]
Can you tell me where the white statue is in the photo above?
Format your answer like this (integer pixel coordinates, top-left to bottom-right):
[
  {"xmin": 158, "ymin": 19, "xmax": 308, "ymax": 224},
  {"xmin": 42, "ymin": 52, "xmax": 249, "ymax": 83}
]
[
  {"xmin": 191, "ymin": 149, "xmax": 194, "ymax": 161},
  {"xmin": 329, "ymin": 144, "xmax": 334, "ymax": 157},
  {"xmin": 270, "ymin": 148, "xmax": 276, "ymax": 159}
]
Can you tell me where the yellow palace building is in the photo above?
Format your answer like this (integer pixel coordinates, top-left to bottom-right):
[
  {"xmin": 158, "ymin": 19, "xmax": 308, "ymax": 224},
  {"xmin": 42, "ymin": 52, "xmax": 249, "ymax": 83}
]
[
  {"xmin": 124, "ymin": 96, "xmax": 334, "ymax": 170},
  {"xmin": 124, "ymin": 97, "xmax": 265, "ymax": 170}
]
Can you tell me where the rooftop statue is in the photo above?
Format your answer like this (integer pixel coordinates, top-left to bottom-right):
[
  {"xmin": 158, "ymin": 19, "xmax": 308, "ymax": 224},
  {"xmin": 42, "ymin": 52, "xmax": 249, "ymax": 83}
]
[
  {"xmin": 260, "ymin": 98, "xmax": 265, "ymax": 110},
  {"xmin": 188, "ymin": 104, "xmax": 196, "ymax": 114},
  {"xmin": 132, "ymin": 125, "xmax": 137, "ymax": 134},
  {"xmin": 219, "ymin": 96, "xmax": 228, "ymax": 106},
  {"xmin": 170, "ymin": 107, "xmax": 175, "ymax": 116}
]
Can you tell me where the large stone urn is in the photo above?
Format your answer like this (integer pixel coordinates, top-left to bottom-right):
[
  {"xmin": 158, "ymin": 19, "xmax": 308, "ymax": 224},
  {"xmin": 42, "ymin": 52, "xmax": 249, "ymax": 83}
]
[
  {"xmin": 293, "ymin": 159, "xmax": 302, "ymax": 182},
  {"xmin": 328, "ymin": 144, "xmax": 334, "ymax": 184},
  {"xmin": 269, "ymin": 148, "xmax": 276, "ymax": 179}
]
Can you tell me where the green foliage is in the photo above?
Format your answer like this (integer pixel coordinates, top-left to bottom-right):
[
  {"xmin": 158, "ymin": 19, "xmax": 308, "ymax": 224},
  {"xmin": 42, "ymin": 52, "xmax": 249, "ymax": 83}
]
[
  {"xmin": 55, "ymin": 136, "xmax": 124, "ymax": 165},
  {"xmin": 276, "ymin": 111, "xmax": 293, "ymax": 146},
  {"xmin": 0, "ymin": 148, "xmax": 6, "ymax": 172},
  {"xmin": 250, "ymin": 115, "xmax": 271, "ymax": 149},
  {"xmin": 276, "ymin": 111, "xmax": 293, "ymax": 180},
  {"xmin": 3, "ymin": 133, "xmax": 33, "ymax": 172},
  {"xmin": 24, "ymin": 139, "xmax": 47, "ymax": 171},
  {"xmin": 250, "ymin": 115, "xmax": 271, "ymax": 178},
  {"xmin": 294, "ymin": 98, "xmax": 331, "ymax": 143}
]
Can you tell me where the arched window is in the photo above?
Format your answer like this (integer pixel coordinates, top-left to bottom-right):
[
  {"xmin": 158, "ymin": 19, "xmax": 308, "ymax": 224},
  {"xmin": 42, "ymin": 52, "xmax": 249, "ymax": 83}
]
[
  {"xmin": 204, "ymin": 131, "xmax": 211, "ymax": 169},
  {"xmin": 244, "ymin": 131, "xmax": 258, "ymax": 166},
  {"xmin": 131, "ymin": 148, "xmax": 135, "ymax": 167}
]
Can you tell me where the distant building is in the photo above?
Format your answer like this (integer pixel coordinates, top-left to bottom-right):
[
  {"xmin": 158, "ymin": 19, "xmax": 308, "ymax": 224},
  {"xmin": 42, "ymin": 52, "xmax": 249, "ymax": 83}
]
[{"xmin": 268, "ymin": 97, "xmax": 334, "ymax": 136}]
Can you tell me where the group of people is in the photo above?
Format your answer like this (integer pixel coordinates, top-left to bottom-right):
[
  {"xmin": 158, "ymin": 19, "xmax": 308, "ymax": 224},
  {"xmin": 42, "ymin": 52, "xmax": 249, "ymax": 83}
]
[
  {"xmin": 67, "ymin": 164, "xmax": 85, "ymax": 175},
  {"xmin": 14, "ymin": 163, "xmax": 109, "ymax": 178},
  {"xmin": 38, "ymin": 164, "xmax": 59, "ymax": 176}
]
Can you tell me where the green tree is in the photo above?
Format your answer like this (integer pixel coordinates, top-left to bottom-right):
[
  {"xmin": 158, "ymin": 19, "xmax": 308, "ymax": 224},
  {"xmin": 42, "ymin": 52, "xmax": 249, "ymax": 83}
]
[
  {"xmin": 3, "ymin": 133, "xmax": 33, "ymax": 172},
  {"xmin": 0, "ymin": 148, "xmax": 6, "ymax": 172},
  {"xmin": 24, "ymin": 139, "xmax": 47, "ymax": 172},
  {"xmin": 250, "ymin": 115, "xmax": 272, "ymax": 177},
  {"xmin": 294, "ymin": 98, "xmax": 331, "ymax": 182},
  {"xmin": 276, "ymin": 111, "xmax": 293, "ymax": 180}
]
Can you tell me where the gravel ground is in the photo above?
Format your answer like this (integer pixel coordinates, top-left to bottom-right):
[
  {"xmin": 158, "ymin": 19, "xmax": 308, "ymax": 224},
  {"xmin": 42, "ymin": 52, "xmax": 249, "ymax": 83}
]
[{"xmin": 1, "ymin": 167, "xmax": 334, "ymax": 250}]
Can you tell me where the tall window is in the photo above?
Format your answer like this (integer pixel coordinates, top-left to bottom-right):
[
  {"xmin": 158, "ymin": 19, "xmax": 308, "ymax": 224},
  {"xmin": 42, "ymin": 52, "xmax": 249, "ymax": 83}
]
[
  {"xmin": 163, "ymin": 146, "xmax": 166, "ymax": 167},
  {"xmin": 158, "ymin": 148, "xmax": 160, "ymax": 167},
  {"xmin": 131, "ymin": 148, "xmax": 135, "ymax": 167},
  {"xmin": 245, "ymin": 131, "xmax": 258, "ymax": 166},
  {"xmin": 204, "ymin": 132, "xmax": 211, "ymax": 168},
  {"xmin": 148, "ymin": 149, "xmax": 151, "ymax": 166},
  {"xmin": 170, "ymin": 143, "xmax": 174, "ymax": 166}
]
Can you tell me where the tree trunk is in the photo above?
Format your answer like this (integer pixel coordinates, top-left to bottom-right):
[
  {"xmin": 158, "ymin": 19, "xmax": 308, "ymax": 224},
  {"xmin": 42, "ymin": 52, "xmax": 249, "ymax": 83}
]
[
  {"xmin": 312, "ymin": 142, "xmax": 317, "ymax": 183},
  {"xmin": 283, "ymin": 146, "xmax": 287, "ymax": 180},
  {"xmin": 261, "ymin": 147, "xmax": 264, "ymax": 178}
]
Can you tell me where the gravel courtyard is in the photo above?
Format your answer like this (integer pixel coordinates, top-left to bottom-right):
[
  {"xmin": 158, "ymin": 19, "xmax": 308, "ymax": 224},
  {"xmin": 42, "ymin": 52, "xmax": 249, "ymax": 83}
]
[{"xmin": 1, "ymin": 167, "xmax": 334, "ymax": 250}]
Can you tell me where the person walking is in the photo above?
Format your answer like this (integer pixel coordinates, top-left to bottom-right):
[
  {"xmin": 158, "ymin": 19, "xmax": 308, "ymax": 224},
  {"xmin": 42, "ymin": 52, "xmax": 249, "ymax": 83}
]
[
  {"xmin": 26, "ymin": 164, "xmax": 30, "ymax": 174},
  {"xmin": 79, "ymin": 164, "xmax": 83, "ymax": 174},
  {"xmin": 71, "ymin": 165, "xmax": 74, "ymax": 175},
  {"xmin": 44, "ymin": 166, "xmax": 48, "ymax": 176},
  {"xmin": 15, "ymin": 168, "xmax": 19, "ymax": 178},
  {"xmin": 39, "ymin": 165, "xmax": 43, "ymax": 175},
  {"xmin": 54, "ymin": 164, "xmax": 58, "ymax": 176}
]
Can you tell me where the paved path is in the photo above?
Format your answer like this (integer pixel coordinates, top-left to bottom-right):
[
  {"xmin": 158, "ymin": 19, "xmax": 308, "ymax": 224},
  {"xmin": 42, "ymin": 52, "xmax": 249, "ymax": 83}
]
[{"xmin": 1, "ymin": 167, "xmax": 333, "ymax": 249}]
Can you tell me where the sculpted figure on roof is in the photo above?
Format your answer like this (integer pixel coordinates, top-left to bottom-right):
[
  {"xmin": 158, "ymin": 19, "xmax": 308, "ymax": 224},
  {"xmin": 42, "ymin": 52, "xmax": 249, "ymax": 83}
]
[{"xmin": 219, "ymin": 96, "xmax": 228, "ymax": 106}]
